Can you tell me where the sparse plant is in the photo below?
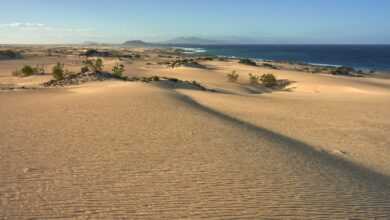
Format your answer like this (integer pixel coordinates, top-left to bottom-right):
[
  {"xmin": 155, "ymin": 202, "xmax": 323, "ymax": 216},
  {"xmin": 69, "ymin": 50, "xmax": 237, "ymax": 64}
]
[
  {"xmin": 52, "ymin": 62, "xmax": 64, "ymax": 80},
  {"xmin": 32, "ymin": 65, "xmax": 45, "ymax": 75},
  {"xmin": 82, "ymin": 58, "xmax": 104, "ymax": 73},
  {"xmin": 12, "ymin": 69, "xmax": 22, "ymax": 76},
  {"xmin": 95, "ymin": 58, "xmax": 103, "ymax": 72},
  {"xmin": 260, "ymin": 73, "xmax": 277, "ymax": 87},
  {"xmin": 227, "ymin": 70, "xmax": 239, "ymax": 82},
  {"xmin": 112, "ymin": 63, "xmax": 125, "ymax": 77},
  {"xmin": 134, "ymin": 54, "xmax": 141, "ymax": 58},
  {"xmin": 248, "ymin": 73, "xmax": 260, "ymax": 85}
]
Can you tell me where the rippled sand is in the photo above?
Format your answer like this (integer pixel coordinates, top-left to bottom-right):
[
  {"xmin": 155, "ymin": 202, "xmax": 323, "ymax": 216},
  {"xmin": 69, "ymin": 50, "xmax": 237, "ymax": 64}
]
[
  {"xmin": 1, "ymin": 53, "xmax": 390, "ymax": 218},
  {"xmin": 0, "ymin": 81, "xmax": 389, "ymax": 219}
]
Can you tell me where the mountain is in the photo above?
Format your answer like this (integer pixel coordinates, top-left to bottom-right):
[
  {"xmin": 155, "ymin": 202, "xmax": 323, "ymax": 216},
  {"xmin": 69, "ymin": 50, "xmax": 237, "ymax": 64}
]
[
  {"xmin": 123, "ymin": 40, "xmax": 150, "ymax": 46},
  {"xmin": 161, "ymin": 37, "xmax": 218, "ymax": 45}
]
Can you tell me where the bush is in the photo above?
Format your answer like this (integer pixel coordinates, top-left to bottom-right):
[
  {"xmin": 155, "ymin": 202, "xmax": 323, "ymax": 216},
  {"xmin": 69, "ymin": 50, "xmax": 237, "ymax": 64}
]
[
  {"xmin": 21, "ymin": 65, "xmax": 34, "ymax": 76},
  {"xmin": 260, "ymin": 73, "xmax": 277, "ymax": 87},
  {"xmin": 134, "ymin": 54, "xmax": 141, "ymax": 58},
  {"xmin": 248, "ymin": 73, "xmax": 260, "ymax": 85},
  {"xmin": 227, "ymin": 70, "xmax": 239, "ymax": 82},
  {"xmin": 82, "ymin": 58, "xmax": 104, "ymax": 72},
  {"xmin": 112, "ymin": 63, "xmax": 125, "ymax": 77},
  {"xmin": 52, "ymin": 62, "xmax": 64, "ymax": 80},
  {"xmin": 239, "ymin": 58, "xmax": 257, "ymax": 66}
]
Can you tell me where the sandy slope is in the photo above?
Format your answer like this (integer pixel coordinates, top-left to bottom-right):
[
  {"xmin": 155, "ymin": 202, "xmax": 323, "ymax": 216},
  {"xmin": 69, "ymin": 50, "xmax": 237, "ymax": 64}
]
[{"xmin": 1, "ymin": 54, "xmax": 390, "ymax": 218}]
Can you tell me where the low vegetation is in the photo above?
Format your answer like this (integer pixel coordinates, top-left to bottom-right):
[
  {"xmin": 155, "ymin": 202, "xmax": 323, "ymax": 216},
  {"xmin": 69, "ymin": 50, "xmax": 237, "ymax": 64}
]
[
  {"xmin": 0, "ymin": 50, "xmax": 20, "ymax": 58},
  {"xmin": 227, "ymin": 70, "xmax": 239, "ymax": 82},
  {"xmin": 82, "ymin": 58, "xmax": 104, "ymax": 72},
  {"xmin": 248, "ymin": 73, "xmax": 260, "ymax": 85},
  {"xmin": 167, "ymin": 59, "xmax": 205, "ymax": 69},
  {"xmin": 112, "ymin": 63, "xmax": 125, "ymax": 77},
  {"xmin": 260, "ymin": 73, "xmax": 277, "ymax": 87},
  {"xmin": 239, "ymin": 58, "xmax": 257, "ymax": 66},
  {"xmin": 52, "ymin": 62, "xmax": 65, "ymax": 80},
  {"xmin": 331, "ymin": 66, "xmax": 354, "ymax": 75},
  {"xmin": 12, "ymin": 65, "xmax": 45, "ymax": 77},
  {"xmin": 248, "ymin": 73, "xmax": 277, "ymax": 87}
]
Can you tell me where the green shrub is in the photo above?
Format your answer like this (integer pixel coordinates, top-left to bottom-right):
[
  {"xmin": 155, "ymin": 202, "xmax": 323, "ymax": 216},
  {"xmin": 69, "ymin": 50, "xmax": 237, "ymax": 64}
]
[
  {"xmin": 227, "ymin": 70, "xmax": 239, "ymax": 83},
  {"xmin": 134, "ymin": 54, "xmax": 141, "ymax": 58},
  {"xmin": 112, "ymin": 63, "xmax": 125, "ymax": 77},
  {"xmin": 260, "ymin": 73, "xmax": 277, "ymax": 87},
  {"xmin": 21, "ymin": 65, "xmax": 34, "ymax": 76},
  {"xmin": 52, "ymin": 62, "xmax": 64, "ymax": 80},
  {"xmin": 248, "ymin": 73, "xmax": 260, "ymax": 85}
]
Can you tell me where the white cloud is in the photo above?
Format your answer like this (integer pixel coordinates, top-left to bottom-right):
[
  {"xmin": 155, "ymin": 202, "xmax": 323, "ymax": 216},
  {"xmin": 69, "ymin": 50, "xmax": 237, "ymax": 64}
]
[
  {"xmin": 0, "ymin": 22, "xmax": 44, "ymax": 28},
  {"xmin": 0, "ymin": 22, "xmax": 95, "ymax": 32}
]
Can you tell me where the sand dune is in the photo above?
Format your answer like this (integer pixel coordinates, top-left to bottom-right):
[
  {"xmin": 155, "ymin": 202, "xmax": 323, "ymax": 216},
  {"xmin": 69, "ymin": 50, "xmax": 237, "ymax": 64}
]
[{"xmin": 1, "ymin": 50, "xmax": 390, "ymax": 218}]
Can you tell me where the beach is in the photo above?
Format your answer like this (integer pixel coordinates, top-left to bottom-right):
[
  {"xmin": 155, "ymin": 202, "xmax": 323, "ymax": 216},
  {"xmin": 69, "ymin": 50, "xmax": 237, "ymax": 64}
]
[{"xmin": 1, "ymin": 45, "xmax": 390, "ymax": 218}]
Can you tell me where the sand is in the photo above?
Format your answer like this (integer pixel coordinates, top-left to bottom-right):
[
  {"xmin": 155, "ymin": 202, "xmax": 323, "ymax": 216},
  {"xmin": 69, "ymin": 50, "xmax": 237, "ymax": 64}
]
[{"xmin": 1, "ymin": 47, "xmax": 390, "ymax": 218}]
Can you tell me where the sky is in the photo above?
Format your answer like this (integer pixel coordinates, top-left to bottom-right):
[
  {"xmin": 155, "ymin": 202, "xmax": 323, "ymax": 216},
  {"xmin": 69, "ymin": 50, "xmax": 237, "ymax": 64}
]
[{"xmin": 0, "ymin": 0, "xmax": 390, "ymax": 44}]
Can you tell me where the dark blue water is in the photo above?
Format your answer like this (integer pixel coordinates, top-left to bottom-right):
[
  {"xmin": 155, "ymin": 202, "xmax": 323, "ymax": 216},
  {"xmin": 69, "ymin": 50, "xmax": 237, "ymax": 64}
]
[{"xmin": 179, "ymin": 45, "xmax": 390, "ymax": 71}]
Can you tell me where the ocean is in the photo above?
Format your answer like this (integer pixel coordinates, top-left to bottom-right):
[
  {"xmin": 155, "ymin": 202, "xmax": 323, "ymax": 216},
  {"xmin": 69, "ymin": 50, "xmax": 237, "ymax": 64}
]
[{"xmin": 177, "ymin": 45, "xmax": 390, "ymax": 71}]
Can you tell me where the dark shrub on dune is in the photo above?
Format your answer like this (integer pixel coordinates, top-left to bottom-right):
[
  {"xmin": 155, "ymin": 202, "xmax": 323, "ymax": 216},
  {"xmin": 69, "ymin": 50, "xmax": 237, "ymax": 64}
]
[
  {"xmin": 0, "ymin": 50, "xmax": 20, "ymax": 58},
  {"xmin": 331, "ymin": 66, "xmax": 354, "ymax": 75},
  {"xmin": 239, "ymin": 58, "xmax": 257, "ymax": 66}
]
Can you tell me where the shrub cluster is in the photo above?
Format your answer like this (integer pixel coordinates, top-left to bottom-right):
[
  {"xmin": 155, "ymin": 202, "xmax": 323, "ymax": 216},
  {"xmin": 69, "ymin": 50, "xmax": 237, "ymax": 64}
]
[
  {"xmin": 12, "ymin": 65, "xmax": 45, "ymax": 77},
  {"xmin": 259, "ymin": 73, "xmax": 277, "ymax": 87},
  {"xmin": 331, "ymin": 66, "xmax": 354, "ymax": 75},
  {"xmin": 248, "ymin": 73, "xmax": 277, "ymax": 87}
]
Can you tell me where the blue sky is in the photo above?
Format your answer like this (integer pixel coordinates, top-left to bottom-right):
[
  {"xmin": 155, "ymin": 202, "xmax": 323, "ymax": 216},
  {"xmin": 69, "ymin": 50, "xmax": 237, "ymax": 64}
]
[{"xmin": 1, "ymin": 0, "xmax": 389, "ymax": 44}]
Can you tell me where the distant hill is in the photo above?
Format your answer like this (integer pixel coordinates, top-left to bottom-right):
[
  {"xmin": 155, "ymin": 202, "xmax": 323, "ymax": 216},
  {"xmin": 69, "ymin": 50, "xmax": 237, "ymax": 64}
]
[
  {"xmin": 123, "ymin": 40, "xmax": 150, "ymax": 46},
  {"xmin": 161, "ymin": 37, "xmax": 218, "ymax": 45}
]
